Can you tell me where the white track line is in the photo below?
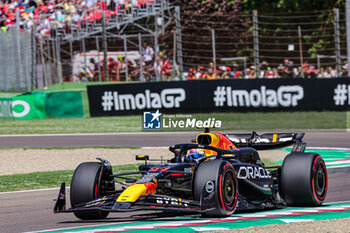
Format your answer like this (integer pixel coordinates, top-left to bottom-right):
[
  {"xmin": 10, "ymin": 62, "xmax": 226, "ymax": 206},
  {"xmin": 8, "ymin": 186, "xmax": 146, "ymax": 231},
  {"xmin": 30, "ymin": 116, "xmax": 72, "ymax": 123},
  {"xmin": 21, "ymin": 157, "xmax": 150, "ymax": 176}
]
[
  {"xmin": 24, "ymin": 221, "xmax": 132, "ymax": 233},
  {"xmin": 306, "ymin": 147, "xmax": 350, "ymax": 150},
  {"xmin": 324, "ymin": 200, "xmax": 350, "ymax": 205},
  {"xmin": 327, "ymin": 164, "xmax": 350, "ymax": 169},
  {"xmin": 0, "ymin": 187, "xmax": 70, "ymax": 195}
]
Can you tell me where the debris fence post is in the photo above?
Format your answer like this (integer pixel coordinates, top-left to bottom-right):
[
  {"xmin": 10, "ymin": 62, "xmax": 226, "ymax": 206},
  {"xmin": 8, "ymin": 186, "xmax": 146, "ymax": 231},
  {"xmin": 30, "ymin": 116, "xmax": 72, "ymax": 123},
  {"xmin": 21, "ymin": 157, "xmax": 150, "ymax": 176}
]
[{"xmin": 253, "ymin": 10, "xmax": 260, "ymax": 79}]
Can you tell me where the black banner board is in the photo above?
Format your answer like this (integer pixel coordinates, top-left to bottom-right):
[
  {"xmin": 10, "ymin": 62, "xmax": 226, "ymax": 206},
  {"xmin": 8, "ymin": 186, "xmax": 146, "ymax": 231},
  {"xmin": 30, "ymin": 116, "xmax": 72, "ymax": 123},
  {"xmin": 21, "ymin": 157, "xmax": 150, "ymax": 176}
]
[{"xmin": 87, "ymin": 78, "xmax": 350, "ymax": 116}]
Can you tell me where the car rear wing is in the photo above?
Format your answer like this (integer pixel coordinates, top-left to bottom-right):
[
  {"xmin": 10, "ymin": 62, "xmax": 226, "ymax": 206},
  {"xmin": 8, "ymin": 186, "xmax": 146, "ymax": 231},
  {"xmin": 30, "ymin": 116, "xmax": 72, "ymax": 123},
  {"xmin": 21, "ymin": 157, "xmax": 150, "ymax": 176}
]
[{"xmin": 226, "ymin": 131, "xmax": 305, "ymax": 150}]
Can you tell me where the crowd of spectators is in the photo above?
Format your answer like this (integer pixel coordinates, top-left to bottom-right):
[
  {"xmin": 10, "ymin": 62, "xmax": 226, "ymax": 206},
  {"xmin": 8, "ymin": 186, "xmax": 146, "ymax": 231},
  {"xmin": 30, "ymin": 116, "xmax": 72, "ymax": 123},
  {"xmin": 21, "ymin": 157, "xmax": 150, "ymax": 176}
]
[
  {"xmin": 0, "ymin": 0, "xmax": 158, "ymax": 36},
  {"xmin": 185, "ymin": 59, "xmax": 348, "ymax": 81},
  {"xmin": 73, "ymin": 49, "xmax": 348, "ymax": 82},
  {"xmin": 72, "ymin": 40, "xmax": 173, "ymax": 82}
]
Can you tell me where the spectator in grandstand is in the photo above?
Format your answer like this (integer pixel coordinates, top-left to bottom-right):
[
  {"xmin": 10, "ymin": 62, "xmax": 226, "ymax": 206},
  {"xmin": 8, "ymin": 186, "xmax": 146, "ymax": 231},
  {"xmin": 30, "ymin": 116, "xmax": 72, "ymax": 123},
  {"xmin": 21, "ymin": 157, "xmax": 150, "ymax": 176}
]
[
  {"xmin": 141, "ymin": 41, "xmax": 154, "ymax": 64},
  {"xmin": 341, "ymin": 63, "xmax": 348, "ymax": 77},
  {"xmin": 244, "ymin": 67, "xmax": 250, "ymax": 79},
  {"xmin": 272, "ymin": 68, "xmax": 280, "ymax": 78},
  {"xmin": 73, "ymin": 73, "xmax": 80, "ymax": 82},
  {"xmin": 209, "ymin": 61, "xmax": 219, "ymax": 76},
  {"xmin": 220, "ymin": 66, "xmax": 231, "ymax": 79},
  {"xmin": 321, "ymin": 66, "xmax": 337, "ymax": 78},
  {"xmin": 89, "ymin": 58, "xmax": 101, "ymax": 81},
  {"xmin": 229, "ymin": 64, "xmax": 239, "ymax": 77},
  {"xmin": 119, "ymin": 55, "xmax": 135, "ymax": 81},
  {"xmin": 307, "ymin": 65, "xmax": 318, "ymax": 78},
  {"xmin": 296, "ymin": 63, "xmax": 308, "ymax": 78},
  {"xmin": 160, "ymin": 54, "xmax": 172, "ymax": 80},
  {"xmin": 247, "ymin": 66, "xmax": 256, "ymax": 79},
  {"xmin": 79, "ymin": 70, "xmax": 89, "ymax": 82},
  {"xmin": 186, "ymin": 68, "xmax": 196, "ymax": 80},
  {"xmin": 234, "ymin": 71, "xmax": 243, "ymax": 79},
  {"xmin": 206, "ymin": 67, "xmax": 216, "ymax": 79},
  {"xmin": 37, "ymin": 15, "xmax": 51, "ymax": 36},
  {"xmin": 288, "ymin": 60, "xmax": 299, "ymax": 78},
  {"xmin": 144, "ymin": 59, "xmax": 155, "ymax": 81},
  {"xmin": 259, "ymin": 61, "xmax": 269, "ymax": 78},
  {"xmin": 154, "ymin": 55, "xmax": 163, "ymax": 80},
  {"xmin": 108, "ymin": 57, "xmax": 119, "ymax": 81},
  {"xmin": 118, "ymin": 56, "xmax": 127, "ymax": 81},
  {"xmin": 302, "ymin": 63, "xmax": 310, "ymax": 78},
  {"xmin": 278, "ymin": 59, "xmax": 293, "ymax": 78},
  {"xmin": 124, "ymin": 0, "xmax": 132, "ymax": 14},
  {"xmin": 196, "ymin": 66, "xmax": 207, "ymax": 79}
]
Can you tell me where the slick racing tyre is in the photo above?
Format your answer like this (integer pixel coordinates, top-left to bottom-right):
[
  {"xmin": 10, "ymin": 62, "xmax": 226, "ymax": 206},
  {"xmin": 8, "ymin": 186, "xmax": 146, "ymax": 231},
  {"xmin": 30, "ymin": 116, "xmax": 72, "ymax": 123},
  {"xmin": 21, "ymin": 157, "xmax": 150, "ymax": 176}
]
[
  {"xmin": 70, "ymin": 162, "xmax": 109, "ymax": 220},
  {"xmin": 194, "ymin": 160, "xmax": 238, "ymax": 217},
  {"xmin": 281, "ymin": 152, "xmax": 327, "ymax": 206}
]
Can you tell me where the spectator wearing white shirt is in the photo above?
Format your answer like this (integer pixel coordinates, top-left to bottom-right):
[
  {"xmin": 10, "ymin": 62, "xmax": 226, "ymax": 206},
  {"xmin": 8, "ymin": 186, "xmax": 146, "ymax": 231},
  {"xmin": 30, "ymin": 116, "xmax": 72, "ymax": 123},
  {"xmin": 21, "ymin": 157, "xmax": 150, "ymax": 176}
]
[{"xmin": 141, "ymin": 41, "xmax": 154, "ymax": 65}]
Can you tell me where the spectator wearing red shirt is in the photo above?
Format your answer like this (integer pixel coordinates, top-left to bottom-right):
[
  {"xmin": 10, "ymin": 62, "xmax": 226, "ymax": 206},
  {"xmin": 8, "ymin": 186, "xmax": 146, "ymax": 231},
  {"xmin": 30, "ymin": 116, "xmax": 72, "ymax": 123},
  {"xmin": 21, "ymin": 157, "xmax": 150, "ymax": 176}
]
[
  {"xmin": 107, "ymin": 57, "xmax": 120, "ymax": 81},
  {"xmin": 187, "ymin": 68, "xmax": 196, "ymax": 80},
  {"xmin": 161, "ymin": 54, "xmax": 172, "ymax": 80},
  {"xmin": 196, "ymin": 66, "xmax": 207, "ymax": 79}
]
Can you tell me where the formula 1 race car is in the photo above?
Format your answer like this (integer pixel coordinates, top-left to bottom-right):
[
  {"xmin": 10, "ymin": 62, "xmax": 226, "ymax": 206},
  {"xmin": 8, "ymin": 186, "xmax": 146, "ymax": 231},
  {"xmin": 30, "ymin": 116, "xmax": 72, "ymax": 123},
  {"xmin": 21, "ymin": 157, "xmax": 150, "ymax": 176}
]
[{"xmin": 54, "ymin": 130, "xmax": 328, "ymax": 219}]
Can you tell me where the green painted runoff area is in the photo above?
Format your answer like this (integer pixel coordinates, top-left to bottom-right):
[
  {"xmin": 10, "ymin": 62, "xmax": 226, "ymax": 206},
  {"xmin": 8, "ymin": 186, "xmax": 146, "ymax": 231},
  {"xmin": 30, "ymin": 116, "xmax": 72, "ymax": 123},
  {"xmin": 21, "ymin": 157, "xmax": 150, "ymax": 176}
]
[
  {"xmin": 277, "ymin": 148, "xmax": 350, "ymax": 168},
  {"xmin": 45, "ymin": 202, "xmax": 350, "ymax": 233}
]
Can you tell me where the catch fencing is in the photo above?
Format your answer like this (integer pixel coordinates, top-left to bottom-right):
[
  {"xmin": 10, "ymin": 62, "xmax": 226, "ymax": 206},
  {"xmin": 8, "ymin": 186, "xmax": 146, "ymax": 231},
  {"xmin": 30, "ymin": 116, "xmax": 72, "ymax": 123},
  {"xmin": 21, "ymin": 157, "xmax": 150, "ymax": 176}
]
[
  {"xmin": 0, "ymin": 1, "xmax": 349, "ymax": 91},
  {"xmin": 0, "ymin": 29, "xmax": 36, "ymax": 92}
]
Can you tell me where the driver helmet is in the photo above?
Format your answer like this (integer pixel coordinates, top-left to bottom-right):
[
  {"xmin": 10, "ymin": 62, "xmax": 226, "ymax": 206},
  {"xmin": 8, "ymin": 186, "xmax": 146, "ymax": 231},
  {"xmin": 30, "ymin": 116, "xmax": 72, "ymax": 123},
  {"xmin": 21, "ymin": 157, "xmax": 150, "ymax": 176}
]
[{"xmin": 186, "ymin": 149, "xmax": 206, "ymax": 161}]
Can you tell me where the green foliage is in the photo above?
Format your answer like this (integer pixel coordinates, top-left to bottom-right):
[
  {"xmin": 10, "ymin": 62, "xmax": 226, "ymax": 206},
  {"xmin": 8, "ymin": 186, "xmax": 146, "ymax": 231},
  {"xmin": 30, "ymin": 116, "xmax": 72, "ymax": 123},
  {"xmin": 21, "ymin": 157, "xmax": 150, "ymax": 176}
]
[
  {"xmin": 308, "ymin": 39, "xmax": 326, "ymax": 58},
  {"xmin": 242, "ymin": 0, "xmax": 344, "ymax": 13}
]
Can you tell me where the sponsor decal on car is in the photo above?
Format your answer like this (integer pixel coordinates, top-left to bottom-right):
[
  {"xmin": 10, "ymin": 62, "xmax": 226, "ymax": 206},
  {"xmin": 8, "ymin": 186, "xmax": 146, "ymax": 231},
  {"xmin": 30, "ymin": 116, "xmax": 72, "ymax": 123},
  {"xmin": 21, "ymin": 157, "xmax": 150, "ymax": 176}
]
[
  {"xmin": 155, "ymin": 196, "xmax": 189, "ymax": 206},
  {"xmin": 205, "ymin": 181, "xmax": 215, "ymax": 193},
  {"xmin": 237, "ymin": 166, "xmax": 271, "ymax": 179}
]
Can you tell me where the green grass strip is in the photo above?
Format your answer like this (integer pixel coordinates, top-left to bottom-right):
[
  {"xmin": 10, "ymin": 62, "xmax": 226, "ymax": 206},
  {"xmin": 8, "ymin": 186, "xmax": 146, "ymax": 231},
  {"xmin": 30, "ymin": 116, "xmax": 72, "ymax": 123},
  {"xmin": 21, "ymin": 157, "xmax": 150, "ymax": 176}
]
[
  {"xmin": 0, "ymin": 164, "xmax": 140, "ymax": 192},
  {"xmin": 0, "ymin": 159, "xmax": 277, "ymax": 192},
  {"xmin": 0, "ymin": 111, "xmax": 348, "ymax": 134}
]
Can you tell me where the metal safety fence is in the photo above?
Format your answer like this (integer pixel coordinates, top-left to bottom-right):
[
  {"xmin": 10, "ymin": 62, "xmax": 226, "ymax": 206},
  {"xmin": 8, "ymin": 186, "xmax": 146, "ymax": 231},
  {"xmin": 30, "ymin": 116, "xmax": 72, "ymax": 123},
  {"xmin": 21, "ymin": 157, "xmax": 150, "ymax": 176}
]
[
  {"xmin": 0, "ymin": 29, "xmax": 36, "ymax": 92},
  {"xmin": 0, "ymin": 1, "xmax": 349, "ymax": 92}
]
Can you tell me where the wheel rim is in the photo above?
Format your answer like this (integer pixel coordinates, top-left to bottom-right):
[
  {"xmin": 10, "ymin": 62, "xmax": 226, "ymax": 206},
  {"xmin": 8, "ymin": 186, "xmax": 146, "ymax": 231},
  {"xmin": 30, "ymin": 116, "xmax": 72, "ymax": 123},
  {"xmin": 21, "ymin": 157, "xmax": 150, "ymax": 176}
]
[
  {"xmin": 315, "ymin": 163, "xmax": 326, "ymax": 197},
  {"xmin": 223, "ymin": 171, "xmax": 236, "ymax": 208}
]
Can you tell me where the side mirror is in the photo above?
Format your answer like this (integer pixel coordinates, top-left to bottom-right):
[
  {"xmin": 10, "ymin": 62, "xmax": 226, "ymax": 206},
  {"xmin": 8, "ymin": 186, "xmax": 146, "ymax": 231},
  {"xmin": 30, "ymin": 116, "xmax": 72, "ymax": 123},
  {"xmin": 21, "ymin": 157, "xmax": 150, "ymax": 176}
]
[{"xmin": 136, "ymin": 155, "xmax": 149, "ymax": 161}]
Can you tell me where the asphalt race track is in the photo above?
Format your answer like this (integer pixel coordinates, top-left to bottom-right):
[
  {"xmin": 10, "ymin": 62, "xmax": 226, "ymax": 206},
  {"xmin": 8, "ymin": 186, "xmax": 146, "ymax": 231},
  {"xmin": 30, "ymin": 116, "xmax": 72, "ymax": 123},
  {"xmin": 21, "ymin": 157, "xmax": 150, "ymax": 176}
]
[
  {"xmin": 0, "ymin": 131, "xmax": 349, "ymax": 233},
  {"xmin": 0, "ymin": 131, "xmax": 349, "ymax": 148}
]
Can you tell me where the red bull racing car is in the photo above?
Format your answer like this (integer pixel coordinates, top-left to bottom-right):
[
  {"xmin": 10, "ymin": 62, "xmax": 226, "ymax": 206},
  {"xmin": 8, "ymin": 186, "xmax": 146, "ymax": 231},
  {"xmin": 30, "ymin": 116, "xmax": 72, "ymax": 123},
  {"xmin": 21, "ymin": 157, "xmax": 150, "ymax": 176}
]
[{"xmin": 54, "ymin": 130, "xmax": 328, "ymax": 219}]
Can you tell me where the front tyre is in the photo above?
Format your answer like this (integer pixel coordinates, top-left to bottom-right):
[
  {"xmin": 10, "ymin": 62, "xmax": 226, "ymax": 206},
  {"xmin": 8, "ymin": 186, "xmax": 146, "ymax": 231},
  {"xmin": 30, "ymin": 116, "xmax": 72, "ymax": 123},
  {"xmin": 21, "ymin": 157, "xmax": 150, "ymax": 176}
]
[
  {"xmin": 281, "ymin": 152, "xmax": 327, "ymax": 206},
  {"xmin": 194, "ymin": 160, "xmax": 238, "ymax": 217},
  {"xmin": 70, "ymin": 162, "xmax": 109, "ymax": 220}
]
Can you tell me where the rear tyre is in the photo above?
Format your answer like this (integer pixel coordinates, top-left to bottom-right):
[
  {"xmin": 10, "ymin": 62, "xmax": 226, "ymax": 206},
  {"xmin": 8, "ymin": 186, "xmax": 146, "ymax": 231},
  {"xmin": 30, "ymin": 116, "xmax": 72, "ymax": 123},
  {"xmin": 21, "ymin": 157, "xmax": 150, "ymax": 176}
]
[
  {"xmin": 70, "ymin": 162, "xmax": 109, "ymax": 220},
  {"xmin": 194, "ymin": 160, "xmax": 238, "ymax": 217},
  {"xmin": 281, "ymin": 152, "xmax": 327, "ymax": 206}
]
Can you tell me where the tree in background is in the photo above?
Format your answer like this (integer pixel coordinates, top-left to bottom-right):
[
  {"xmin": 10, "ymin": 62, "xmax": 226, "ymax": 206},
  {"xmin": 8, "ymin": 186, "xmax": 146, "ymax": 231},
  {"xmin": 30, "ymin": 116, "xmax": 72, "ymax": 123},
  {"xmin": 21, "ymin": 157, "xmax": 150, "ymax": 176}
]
[{"xmin": 242, "ymin": 0, "xmax": 344, "ymax": 13}]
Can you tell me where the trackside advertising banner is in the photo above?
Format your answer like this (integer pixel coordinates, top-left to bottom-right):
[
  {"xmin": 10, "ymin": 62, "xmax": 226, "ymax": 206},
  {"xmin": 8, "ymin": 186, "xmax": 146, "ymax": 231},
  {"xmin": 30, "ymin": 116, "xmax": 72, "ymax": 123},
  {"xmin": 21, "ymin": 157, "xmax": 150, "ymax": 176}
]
[
  {"xmin": 87, "ymin": 78, "xmax": 350, "ymax": 116},
  {"xmin": 0, "ymin": 91, "xmax": 84, "ymax": 120}
]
